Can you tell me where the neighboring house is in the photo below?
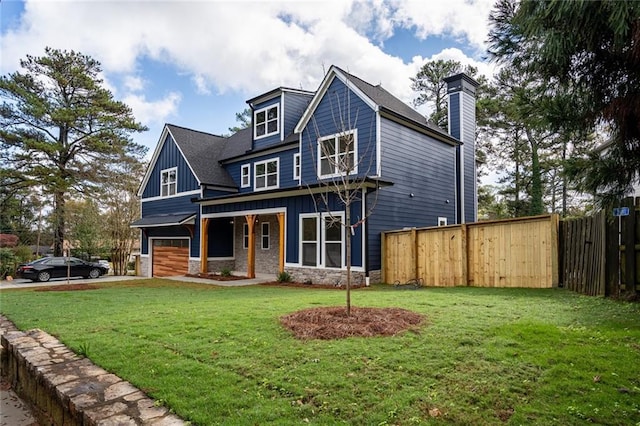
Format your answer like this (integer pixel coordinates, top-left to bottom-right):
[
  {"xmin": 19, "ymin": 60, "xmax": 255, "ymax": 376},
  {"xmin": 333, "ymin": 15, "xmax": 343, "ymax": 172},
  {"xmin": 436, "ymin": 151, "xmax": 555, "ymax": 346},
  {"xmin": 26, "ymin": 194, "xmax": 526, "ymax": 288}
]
[{"xmin": 132, "ymin": 65, "xmax": 479, "ymax": 284}]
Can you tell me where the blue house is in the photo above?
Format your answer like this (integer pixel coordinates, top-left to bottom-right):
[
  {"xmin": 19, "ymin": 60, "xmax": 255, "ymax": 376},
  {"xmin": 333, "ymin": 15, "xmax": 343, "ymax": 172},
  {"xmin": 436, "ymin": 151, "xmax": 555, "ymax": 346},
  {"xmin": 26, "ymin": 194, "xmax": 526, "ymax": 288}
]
[{"xmin": 132, "ymin": 66, "xmax": 479, "ymax": 284}]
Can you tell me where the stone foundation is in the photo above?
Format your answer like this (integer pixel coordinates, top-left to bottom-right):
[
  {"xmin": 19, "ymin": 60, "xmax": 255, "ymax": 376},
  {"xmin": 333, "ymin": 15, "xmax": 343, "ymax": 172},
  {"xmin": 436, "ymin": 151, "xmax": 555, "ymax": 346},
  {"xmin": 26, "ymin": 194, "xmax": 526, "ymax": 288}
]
[
  {"xmin": 285, "ymin": 267, "xmax": 366, "ymax": 286},
  {"xmin": 0, "ymin": 315, "xmax": 185, "ymax": 426},
  {"xmin": 369, "ymin": 269, "xmax": 382, "ymax": 284},
  {"xmin": 188, "ymin": 259, "xmax": 236, "ymax": 275},
  {"xmin": 139, "ymin": 256, "xmax": 150, "ymax": 277}
]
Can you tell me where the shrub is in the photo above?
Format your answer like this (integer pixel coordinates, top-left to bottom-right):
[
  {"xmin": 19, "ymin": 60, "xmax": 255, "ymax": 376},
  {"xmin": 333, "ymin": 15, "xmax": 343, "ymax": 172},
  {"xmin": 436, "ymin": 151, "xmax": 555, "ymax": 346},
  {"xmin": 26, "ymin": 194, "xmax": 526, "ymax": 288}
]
[
  {"xmin": 0, "ymin": 248, "xmax": 17, "ymax": 279},
  {"xmin": 276, "ymin": 271, "xmax": 292, "ymax": 283},
  {"xmin": 220, "ymin": 267, "xmax": 232, "ymax": 277}
]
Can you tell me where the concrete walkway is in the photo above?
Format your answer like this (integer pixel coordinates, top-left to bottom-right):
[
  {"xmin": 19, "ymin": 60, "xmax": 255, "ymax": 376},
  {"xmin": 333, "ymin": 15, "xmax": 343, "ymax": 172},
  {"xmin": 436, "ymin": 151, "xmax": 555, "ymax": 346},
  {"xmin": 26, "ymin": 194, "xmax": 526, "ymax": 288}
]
[{"xmin": 1, "ymin": 378, "xmax": 38, "ymax": 426}]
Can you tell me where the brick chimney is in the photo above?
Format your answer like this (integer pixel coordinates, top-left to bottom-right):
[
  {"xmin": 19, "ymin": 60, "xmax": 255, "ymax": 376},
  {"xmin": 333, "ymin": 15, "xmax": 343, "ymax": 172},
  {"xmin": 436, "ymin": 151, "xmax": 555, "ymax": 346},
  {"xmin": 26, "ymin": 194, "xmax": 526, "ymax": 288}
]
[{"xmin": 444, "ymin": 73, "xmax": 479, "ymax": 224}]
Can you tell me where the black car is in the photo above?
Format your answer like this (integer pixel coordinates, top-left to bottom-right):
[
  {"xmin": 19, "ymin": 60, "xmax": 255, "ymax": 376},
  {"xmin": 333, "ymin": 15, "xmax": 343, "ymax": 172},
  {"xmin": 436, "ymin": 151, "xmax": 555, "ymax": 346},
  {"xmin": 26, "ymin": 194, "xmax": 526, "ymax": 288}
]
[{"xmin": 16, "ymin": 257, "xmax": 109, "ymax": 282}]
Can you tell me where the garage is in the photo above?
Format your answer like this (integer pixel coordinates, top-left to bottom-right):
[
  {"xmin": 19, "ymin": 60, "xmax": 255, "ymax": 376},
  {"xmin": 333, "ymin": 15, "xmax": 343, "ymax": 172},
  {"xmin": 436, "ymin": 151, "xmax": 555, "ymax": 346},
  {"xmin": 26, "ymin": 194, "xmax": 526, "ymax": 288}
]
[{"xmin": 152, "ymin": 239, "xmax": 189, "ymax": 277}]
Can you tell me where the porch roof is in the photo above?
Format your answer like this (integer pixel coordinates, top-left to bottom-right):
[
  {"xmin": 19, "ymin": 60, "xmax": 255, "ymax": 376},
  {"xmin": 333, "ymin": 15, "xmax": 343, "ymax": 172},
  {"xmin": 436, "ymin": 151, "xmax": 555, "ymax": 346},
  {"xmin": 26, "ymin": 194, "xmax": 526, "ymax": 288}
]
[{"xmin": 130, "ymin": 213, "xmax": 196, "ymax": 228}]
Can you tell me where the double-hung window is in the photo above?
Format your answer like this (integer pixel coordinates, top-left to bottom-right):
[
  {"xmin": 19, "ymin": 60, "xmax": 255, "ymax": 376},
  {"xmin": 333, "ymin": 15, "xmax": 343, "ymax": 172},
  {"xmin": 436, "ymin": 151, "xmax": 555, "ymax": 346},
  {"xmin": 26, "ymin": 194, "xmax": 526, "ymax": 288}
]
[
  {"xmin": 299, "ymin": 212, "xmax": 344, "ymax": 268},
  {"xmin": 254, "ymin": 105, "xmax": 279, "ymax": 139},
  {"xmin": 293, "ymin": 153, "xmax": 301, "ymax": 181},
  {"xmin": 318, "ymin": 130, "xmax": 357, "ymax": 178},
  {"xmin": 254, "ymin": 158, "xmax": 279, "ymax": 191},
  {"xmin": 243, "ymin": 223, "xmax": 249, "ymax": 249},
  {"xmin": 160, "ymin": 167, "xmax": 177, "ymax": 197},
  {"xmin": 261, "ymin": 223, "xmax": 270, "ymax": 250},
  {"xmin": 241, "ymin": 164, "xmax": 250, "ymax": 188}
]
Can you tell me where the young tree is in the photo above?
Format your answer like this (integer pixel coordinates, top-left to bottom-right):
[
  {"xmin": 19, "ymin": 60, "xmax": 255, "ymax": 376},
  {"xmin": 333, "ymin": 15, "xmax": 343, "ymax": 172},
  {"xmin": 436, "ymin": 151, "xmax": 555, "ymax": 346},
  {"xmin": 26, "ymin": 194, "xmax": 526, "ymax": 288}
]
[
  {"xmin": 306, "ymin": 76, "xmax": 379, "ymax": 316},
  {"xmin": 66, "ymin": 199, "xmax": 106, "ymax": 260},
  {"xmin": 488, "ymin": 0, "xmax": 640, "ymax": 205},
  {"xmin": 0, "ymin": 48, "xmax": 147, "ymax": 256}
]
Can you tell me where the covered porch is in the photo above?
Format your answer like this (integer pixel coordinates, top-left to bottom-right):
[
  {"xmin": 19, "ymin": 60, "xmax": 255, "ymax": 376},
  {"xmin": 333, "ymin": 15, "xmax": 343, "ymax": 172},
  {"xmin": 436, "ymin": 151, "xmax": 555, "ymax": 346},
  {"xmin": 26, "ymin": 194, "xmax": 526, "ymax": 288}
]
[{"xmin": 200, "ymin": 209, "xmax": 285, "ymax": 278}]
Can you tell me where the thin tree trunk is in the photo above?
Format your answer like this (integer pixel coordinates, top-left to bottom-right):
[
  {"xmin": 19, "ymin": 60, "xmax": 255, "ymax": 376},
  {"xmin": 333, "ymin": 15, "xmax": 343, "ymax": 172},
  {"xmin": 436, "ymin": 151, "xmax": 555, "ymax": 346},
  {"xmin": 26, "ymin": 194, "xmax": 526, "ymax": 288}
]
[
  {"xmin": 345, "ymin": 188, "xmax": 351, "ymax": 316},
  {"xmin": 54, "ymin": 191, "xmax": 65, "ymax": 256}
]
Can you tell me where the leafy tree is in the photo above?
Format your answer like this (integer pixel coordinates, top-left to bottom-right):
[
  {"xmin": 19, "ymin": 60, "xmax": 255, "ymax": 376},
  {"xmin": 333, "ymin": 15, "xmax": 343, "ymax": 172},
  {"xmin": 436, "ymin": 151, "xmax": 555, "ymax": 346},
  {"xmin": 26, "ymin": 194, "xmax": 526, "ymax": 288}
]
[
  {"xmin": 102, "ymin": 159, "xmax": 145, "ymax": 275},
  {"xmin": 488, "ymin": 0, "xmax": 640, "ymax": 206},
  {"xmin": 228, "ymin": 108, "xmax": 252, "ymax": 134},
  {"xmin": 0, "ymin": 48, "xmax": 147, "ymax": 256},
  {"xmin": 66, "ymin": 199, "xmax": 106, "ymax": 260}
]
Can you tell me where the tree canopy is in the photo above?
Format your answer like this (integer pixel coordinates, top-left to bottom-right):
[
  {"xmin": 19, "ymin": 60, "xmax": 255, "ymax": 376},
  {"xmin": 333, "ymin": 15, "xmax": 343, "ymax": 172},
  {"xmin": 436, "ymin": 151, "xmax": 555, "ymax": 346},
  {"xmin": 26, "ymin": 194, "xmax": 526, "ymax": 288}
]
[
  {"xmin": 488, "ymin": 0, "xmax": 640, "ymax": 205},
  {"xmin": 0, "ymin": 47, "xmax": 147, "ymax": 255}
]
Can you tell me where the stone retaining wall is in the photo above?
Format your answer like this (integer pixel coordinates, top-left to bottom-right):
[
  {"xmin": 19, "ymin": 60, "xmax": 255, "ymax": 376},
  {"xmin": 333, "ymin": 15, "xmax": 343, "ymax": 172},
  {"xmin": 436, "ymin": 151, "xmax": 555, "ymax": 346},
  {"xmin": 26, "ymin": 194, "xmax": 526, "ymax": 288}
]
[{"xmin": 0, "ymin": 315, "xmax": 185, "ymax": 426}]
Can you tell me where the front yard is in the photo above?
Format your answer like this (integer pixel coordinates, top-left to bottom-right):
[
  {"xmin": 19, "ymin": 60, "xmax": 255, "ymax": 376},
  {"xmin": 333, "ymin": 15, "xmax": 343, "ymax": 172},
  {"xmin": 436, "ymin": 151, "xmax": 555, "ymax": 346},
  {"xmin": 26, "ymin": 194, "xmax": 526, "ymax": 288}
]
[{"xmin": 1, "ymin": 280, "xmax": 639, "ymax": 425}]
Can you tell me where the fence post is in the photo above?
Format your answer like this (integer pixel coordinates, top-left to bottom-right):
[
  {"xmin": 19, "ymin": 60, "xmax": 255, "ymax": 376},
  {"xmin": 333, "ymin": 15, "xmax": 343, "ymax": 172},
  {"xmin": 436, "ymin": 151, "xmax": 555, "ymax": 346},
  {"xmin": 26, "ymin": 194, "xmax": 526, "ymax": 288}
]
[
  {"xmin": 411, "ymin": 228, "xmax": 418, "ymax": 280},
  {"xmin": 461, "ymin": 224, "xmax": 469, "ymax": 286},
  {"xmin": 623, "ymin": 197, "xmax": 637, "ymax": 296},
  {"xmin": 381, "ymin": 232, "xmax": 386, "ymax": 284}
]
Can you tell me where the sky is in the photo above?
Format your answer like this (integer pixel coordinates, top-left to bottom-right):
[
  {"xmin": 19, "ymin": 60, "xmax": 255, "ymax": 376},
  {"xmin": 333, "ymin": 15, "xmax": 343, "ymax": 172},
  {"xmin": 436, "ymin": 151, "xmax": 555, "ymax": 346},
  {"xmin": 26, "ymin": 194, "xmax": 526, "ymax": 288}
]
[{"xmin": 0, "ymin": 0, "xmax": 500, "ymax": 159}]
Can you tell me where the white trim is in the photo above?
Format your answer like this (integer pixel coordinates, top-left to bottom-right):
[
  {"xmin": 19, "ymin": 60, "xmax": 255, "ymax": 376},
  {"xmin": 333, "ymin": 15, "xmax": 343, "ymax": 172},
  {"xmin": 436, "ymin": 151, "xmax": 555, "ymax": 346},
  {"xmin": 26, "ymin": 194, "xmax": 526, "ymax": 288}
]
[
  {"xmin": 141, "ymin": 189, "xmax": 200, "ymax": 202},
  {"xmin": 375, "ymin": 113, "xmax": 381, "ymax": 177},
  {"xmin": 317, "ymin": 129, "xmax": 358, "ymax": 179},
  {"xmin": 241, "ymin": 164, "xmax": 250, "ymax": 188},
  {"xmin": 294, "ymin": 66, "xmax": 378, "ymax": 134},
  {"xmin": 253, "ymin": 157, "xmax": 279, "ymax": 191},
  {"xmin": 160, "ymin": 167, "xmax": 177, "ymax": 197},
  {"xmin": 202, "ymin": 207, "xmax": 286, "ymax": 219},
  {"xmin": 438, "ymin": 217, "xmax": 448, "ymax": 226},
  {"xmin": 261, "ymin": 222, "xmax": 270, "ymax": 250},
  {"xmin": 280, "ymin": 92, "xmax": 285, "ymax": 142},
  {"xmin": 254, "ymin": 104, "xmax": 280, "ymax": 140},
  {"xmin": 361, "ymin": 187, "xmax": 367, "ymax": 272},
  {"xmin": 242, "ymin": 222, "xmax": 249, "ymax": 250}
]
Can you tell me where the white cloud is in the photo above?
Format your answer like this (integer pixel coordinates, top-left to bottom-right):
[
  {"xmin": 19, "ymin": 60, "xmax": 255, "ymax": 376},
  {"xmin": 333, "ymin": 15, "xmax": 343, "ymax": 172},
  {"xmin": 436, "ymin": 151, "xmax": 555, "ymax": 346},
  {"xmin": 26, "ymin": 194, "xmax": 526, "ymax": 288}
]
[{"xmin": 123, "ymin": 91, "xmax": 182, "ymax": 127}]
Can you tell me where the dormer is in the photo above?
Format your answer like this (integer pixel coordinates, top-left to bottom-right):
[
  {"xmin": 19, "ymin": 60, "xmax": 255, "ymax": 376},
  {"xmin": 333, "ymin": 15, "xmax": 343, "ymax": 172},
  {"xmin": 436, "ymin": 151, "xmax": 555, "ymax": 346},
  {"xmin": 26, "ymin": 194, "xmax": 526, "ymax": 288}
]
[{"xmin": 247, "ymin": 87, "xmax": 314, "ymax": 151}]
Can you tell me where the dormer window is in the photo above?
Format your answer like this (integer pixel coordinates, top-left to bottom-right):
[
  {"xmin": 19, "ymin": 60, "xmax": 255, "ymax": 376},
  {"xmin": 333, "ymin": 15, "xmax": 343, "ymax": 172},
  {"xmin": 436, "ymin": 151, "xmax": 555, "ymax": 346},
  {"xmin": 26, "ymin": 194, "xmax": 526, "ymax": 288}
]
[
  {"xmin": 254, "ymin": 105, "xmax": 279, "ymax": 139},
  {"xmin": 160, "ymin": 167, "xmax": 177, "ymax": 197}
]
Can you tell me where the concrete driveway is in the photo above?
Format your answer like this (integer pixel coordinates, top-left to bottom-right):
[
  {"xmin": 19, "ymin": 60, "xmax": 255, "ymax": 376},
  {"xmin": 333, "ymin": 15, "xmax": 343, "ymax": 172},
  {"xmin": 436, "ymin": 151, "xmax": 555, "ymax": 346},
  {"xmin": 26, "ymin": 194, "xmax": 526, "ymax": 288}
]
[{"xmin": 0, "ymin": 275, "xmax": 145, "ymax": 290}]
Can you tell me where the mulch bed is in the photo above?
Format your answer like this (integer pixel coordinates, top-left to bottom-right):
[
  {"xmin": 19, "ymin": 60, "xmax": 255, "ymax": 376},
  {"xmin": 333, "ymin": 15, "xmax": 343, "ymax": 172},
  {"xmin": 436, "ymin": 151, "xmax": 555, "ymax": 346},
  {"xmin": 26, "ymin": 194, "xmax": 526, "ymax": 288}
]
[
  {"xmin": 280, "ymin": 306, "xmax": 425, "ymax": 340},
  {"xmin": 35, "ymin": 284, "xmax": 101, "ymax": 292},
  {"xmin": 185, "ymin": 273, "xmax": 248, "ymax": 281}
]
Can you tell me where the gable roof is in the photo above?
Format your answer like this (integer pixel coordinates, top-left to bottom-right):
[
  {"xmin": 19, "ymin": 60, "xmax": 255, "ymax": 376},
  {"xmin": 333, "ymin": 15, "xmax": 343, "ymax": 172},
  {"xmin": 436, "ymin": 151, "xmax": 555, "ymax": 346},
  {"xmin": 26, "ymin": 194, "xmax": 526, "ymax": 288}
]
[
  {"xmin": 294, "ymin": 65, "xmax": 457, "ymax": 145},
  {"xmin": 137, "ymin": 124, "xmax": 236, "ymax": 196}
]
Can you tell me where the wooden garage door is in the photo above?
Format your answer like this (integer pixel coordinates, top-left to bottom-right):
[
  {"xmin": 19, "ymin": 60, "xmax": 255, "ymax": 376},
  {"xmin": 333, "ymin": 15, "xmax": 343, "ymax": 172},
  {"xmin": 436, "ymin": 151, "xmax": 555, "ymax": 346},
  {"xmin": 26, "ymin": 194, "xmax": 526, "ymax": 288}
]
[{"xmin": 153, "ymin": 239, "xmax": 189, "ymax": 277}]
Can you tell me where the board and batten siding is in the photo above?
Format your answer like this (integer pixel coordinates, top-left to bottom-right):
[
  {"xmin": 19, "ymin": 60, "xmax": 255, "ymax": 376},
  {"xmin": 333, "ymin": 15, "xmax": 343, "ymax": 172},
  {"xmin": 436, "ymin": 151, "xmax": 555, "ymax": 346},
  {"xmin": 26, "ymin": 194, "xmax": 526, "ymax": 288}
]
[
  {"xmin": 225, "ymin": 147, "xmax": 298, "ymax": 194},
  {"xmin": 298, "ymin": 77, "xmax": 377, "ymax": 186},
  {"xmin": 142, "ymin": 134, "xmax": 199, "ymax": 198},
  {"xmin": 367, "ymin": 118, "xmax": 457, "ymax": 271}
]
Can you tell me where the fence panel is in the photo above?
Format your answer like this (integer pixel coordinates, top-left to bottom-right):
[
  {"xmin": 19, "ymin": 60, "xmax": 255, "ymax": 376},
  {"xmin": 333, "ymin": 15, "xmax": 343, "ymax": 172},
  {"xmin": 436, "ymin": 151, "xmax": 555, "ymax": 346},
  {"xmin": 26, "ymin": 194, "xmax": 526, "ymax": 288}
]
[{"xmin": 382, "ymin": 214, "xmax": 559, "ymax": 288}]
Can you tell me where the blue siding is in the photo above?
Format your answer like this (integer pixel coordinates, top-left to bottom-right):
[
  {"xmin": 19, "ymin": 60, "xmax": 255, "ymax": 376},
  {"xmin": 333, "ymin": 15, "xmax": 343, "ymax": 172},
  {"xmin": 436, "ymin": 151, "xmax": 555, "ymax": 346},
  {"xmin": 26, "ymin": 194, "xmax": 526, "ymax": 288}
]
[
  {"xmin": 253, "ymin": 97, "xmax": 282, "ymax": 150},
  {"xmin": 207, "ymin": 218, "xmax": 234, "ymax": 257},
  {"xmin": 225, "ymin": 147, "xmax": 299, "ymax": 194},
  {"xmin": 142, "ymin": 134, "xmax": 199, "ymax": 198},
  {"xmin": 283, "ymin": 92, "xmax": 312, "ymax": 137},
  {"xmin": 298, "ymin": 77, "xmax": 377, "ymax": 186},
  {"xmin": 141, "ymin": 195, "xmax": 197, "ymax": 217},
  {"xmin": 202, "ymin": 192, "xmax": 363, "ymax": 268},
  {"xmin": 367, "ymin": 118, "xmax": 457, "ymax": 271}
]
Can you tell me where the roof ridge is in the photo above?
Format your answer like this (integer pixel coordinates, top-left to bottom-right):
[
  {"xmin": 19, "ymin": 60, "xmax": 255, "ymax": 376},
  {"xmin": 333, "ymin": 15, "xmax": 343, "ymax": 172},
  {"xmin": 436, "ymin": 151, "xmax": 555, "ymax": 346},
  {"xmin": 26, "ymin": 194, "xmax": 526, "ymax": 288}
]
[{"xmin": 166, "ymin": 123, "xmax": 226, "ymax": 138}]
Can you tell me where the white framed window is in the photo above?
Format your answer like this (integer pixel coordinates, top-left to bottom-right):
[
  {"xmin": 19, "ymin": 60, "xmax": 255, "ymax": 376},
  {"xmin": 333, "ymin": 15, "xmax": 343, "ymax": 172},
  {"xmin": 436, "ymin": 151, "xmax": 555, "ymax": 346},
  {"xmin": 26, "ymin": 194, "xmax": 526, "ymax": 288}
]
[
  {"xmin": 254, "ymin": 158, "xmax": 279, "ymax": 191},
  {"xmin": 261, "ymin": 222, "xmax": 270, "ymax": 250},
  {"xmin": 293, "ymin": 153, "xmax": 301, "ymax": 181},
  {"xmin": 438, "ymin": 217, "xmax": 448, "ymax": 226},
  {"xmin": 160, "ymin": 167, "xmax": 177, "ymax": 197},
  {"xmin": 254, "ymin": 105, "xmax": 279, "ymax": 139},
  {"xmin": 318, "ymin": 130, "xmax": 357, "ymax": 178},
  {"xmin": 243, "ymin": 223, "xmax": 249, "ymax": 249},
  {"xmin": 322, "ymin": 212, "xmax": 344, "ymax": 268},
  {"xmin": 241, "ymin": 164, "xmax": 250, "ymax": 188},
  {"xmin": 300, "ymin": 214, "xmax": 319, "ymax": 267}
]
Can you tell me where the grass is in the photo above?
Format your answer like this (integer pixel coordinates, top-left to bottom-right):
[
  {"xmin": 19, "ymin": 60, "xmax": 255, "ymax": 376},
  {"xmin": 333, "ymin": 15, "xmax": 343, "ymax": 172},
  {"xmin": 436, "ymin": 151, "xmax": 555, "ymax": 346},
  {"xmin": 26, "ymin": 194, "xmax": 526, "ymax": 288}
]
[{"xmin": 1, "ymin": 279, "xmax": 639, "ymax": 425}]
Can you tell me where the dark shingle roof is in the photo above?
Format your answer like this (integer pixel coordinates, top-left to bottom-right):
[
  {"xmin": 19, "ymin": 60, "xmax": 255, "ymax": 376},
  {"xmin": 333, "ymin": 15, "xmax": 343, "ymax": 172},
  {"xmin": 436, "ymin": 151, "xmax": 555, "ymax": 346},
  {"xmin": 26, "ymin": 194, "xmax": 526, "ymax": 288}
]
[
  {"xmin": 334, "ymin": 66, "xmax": 449, "ymax": 137},
  {"xmin": 166, "ymin": 124, "xmax": 237, "ymax": 188},
  {"xmin": 219, "ymin": 127, "xmax": 253, "ymax": 160}
]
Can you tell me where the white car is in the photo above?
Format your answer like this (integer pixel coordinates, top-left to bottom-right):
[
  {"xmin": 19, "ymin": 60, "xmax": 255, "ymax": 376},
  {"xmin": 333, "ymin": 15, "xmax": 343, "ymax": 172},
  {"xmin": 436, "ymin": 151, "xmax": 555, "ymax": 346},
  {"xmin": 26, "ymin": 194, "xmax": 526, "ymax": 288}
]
[{"xmin": 97, "ymin": 260, "xmax": 113, "ymax": 274}]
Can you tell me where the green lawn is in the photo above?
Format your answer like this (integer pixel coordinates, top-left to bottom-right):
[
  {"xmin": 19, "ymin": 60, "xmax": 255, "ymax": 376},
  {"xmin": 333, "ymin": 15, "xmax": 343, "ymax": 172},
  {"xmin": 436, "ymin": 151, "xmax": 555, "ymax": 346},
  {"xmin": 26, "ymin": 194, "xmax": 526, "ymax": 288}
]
[{"xmin": 1, "ymin": 280, "xmax": 639, "ymax": 425}]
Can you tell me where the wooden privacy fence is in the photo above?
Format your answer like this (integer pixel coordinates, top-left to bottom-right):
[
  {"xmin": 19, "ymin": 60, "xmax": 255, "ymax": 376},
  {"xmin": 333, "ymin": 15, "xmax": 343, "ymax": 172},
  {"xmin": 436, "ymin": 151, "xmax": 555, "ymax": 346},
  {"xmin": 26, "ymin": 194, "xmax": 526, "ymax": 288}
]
[
  {"xmin": 382, "ymin": 214, "xmax": 559, "ymax": 288},
  {"xmin": 560, "ymin": 197, "xmax": 639, "ymax": 297}
]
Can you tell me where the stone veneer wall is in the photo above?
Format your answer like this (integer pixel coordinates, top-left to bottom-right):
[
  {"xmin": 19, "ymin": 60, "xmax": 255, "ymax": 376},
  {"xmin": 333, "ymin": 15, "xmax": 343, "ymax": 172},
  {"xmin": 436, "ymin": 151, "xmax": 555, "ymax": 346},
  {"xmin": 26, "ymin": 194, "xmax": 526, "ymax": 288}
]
[
  {"xmin": 188, "ymin": 259, "xmax": 236, "ymax": 275},
  {"xmin": 0, "ymin": 316, "xmax": 185, "ymax": 426},
  {"xmin": 369, "ymin": 269, "xmax": 382, "ymax": 284},
  {"xmin": 139, "ymin": 256, "xmax": 150, "ymax": 277},
  {"xmin": 285, "ymin": 267, "xmax": 367, "ymax": 286},
  {"xmin": 235, "ymin": 215, "xmax": 280, "ymax": 276}
]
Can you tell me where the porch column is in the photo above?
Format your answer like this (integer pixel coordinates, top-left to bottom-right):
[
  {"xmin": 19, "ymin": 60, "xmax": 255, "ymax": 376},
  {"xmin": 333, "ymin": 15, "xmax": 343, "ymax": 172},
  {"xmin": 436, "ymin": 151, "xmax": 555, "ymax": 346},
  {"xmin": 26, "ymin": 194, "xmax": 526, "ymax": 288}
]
[
  {"xmin": 200, "ymin": 218, "xmax": 210, "ymax": 274},
  {"xmin": 277, "ymin": 212, "xmax": 285, "ymax": 273},
  {"xmin": 246, "ymin": 214, "xmax": 256, "ymax": 278}
]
